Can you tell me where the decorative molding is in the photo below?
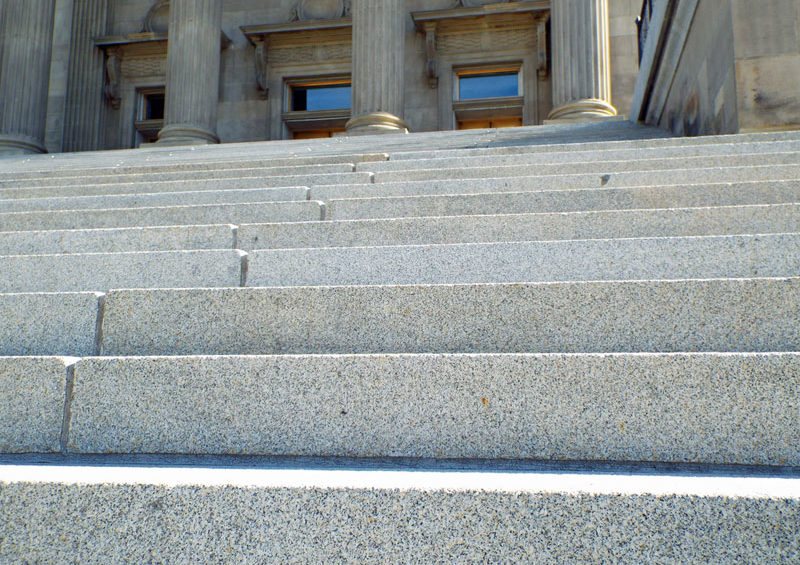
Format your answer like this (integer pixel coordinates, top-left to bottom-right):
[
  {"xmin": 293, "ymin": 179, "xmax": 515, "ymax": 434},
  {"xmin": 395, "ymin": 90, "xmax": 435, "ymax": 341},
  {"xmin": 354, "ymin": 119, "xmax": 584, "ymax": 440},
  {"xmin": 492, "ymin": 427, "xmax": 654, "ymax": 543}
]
[
  {"xmin": 289, "ymin": 0, "xmax": 351, "ymax": 22},
  {"xmin": 141, "ymin": 0, "xmax": 170, "ymax": 33},
  {"xmin": 241, "ymin": 18, "xmax": 352, "ymax": 95},
  {"xmin": 412, "ymin": 1, "xmax": 547, "ymax": 92}
]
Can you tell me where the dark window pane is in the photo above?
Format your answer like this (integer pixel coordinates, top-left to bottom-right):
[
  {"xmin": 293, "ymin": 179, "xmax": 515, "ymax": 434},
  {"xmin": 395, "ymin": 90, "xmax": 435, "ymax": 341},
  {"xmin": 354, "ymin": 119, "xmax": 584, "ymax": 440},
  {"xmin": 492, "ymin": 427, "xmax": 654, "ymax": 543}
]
[
  {"xmin": 145, "ymin": 94, "xmax": 165, "ymax": 120},
  {"xmin": 459, "ymin": 72, "xmax": 519, "ymax": 100},
  {"xmin": 291, "ymin": 84, "xmax": 351, "ymax": 111}
]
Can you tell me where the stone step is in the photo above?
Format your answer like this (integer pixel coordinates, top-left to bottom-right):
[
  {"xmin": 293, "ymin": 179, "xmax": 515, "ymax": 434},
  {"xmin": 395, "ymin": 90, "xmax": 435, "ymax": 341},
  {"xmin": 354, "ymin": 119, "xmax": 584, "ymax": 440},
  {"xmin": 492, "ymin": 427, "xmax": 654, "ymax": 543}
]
[
  {"xmin": 1, "ymin": 460, "xmax": 797, "ymax": 563},
  {"xmin": 5, "ymin": 202, "xmax": 794, "ymax": 256},
  {"xmin": 0, "ymin": 172, "xmax": 370, "ymax": 200},
  {"xmin": 324, "ymin": 180, "xmax": 800, "ymax": 220},
  {"xmin": 0, "ymin": 153, "xmax": 387, "ymax": 182},
  {"xmin": 97, "ymin": 278, "xmax": 800, "ymax": 357},
  {"xmin": 4, "ymin": 353, "xmax": 799, "ymax": 465},
  {"xmin": 372, "ymin": 158, "xmax": 800, "ymax": 184},
  {"xmin": 246, "ymin": 234, "xmax": 800, "ymax": 287},
  {"xmin": 0, "ymin": 250, "xmax": 245, "ymax": 293},
  {"xmin": 0, "ymin": 292, "xmax": 101, "ymax": 356},
  {"xmin": 0, "ymin": 224, "xmax": 235, "ymax": 256},
  {"xmin": 239, "ymin": 203, "xmax": 800, "ymax": 250},
  {"xmin": 364, "ymin": 151, "xmax": 800, "ymax": 178},
  {"xmin": 365, "ymin": 139, "xmax": 800, "ymax": 171},
  {"xmin": 0, "ymin": 187, "xmax": 309, "ymax": 213},
  {"xmin": 314, "ymin": 173, "xmax": 800, "ymax": 204},
  {"xmin": 43, "ymin": 353, "xmax": 796, "ymax": 464},
  {"xmin": 0, "ymin": 120, "xmax": 670, "ymax": 174},
  {"xmin": 0, "ymin": 200, "xmax": 324, "ymax": 231},
  {"xmin": 0, "ymin": 163, "xmax": 357, "ymax": 189}
]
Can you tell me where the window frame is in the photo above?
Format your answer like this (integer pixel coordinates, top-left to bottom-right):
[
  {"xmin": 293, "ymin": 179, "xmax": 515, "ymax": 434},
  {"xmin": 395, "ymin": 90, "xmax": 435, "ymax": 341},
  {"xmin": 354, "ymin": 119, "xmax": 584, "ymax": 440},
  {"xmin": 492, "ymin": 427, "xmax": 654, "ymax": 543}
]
[{"xmin": 282, "ymin": 75, "xmax": 352, "ymax": 138}]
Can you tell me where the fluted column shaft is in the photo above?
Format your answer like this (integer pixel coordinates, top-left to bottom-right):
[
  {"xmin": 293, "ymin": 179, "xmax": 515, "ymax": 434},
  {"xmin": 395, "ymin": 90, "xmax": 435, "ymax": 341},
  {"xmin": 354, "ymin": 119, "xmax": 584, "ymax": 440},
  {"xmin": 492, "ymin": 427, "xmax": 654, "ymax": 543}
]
[
  {"xmin": 548, "ymin": 0, "xmax": 617, "ymax": 120},
  {"xmin": 158, "ymin": 0, "xmax": 222, "ymax": 145},
  {"xmin": 0, "ymin": 0, "xmax": 56, "ymax": 154},
  {"xmin": 63, "ymin": 0, "xmax": 108, "ymax": 152},
  {"xmin": 346, "ymin": 0, "xmax": 408, "ymax": 135}
]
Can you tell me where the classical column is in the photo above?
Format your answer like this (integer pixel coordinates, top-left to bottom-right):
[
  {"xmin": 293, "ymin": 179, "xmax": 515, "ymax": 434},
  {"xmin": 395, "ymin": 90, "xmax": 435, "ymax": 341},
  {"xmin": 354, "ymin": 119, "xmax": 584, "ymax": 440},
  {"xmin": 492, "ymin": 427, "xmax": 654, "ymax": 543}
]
[
  {"xmin": 0, "ymin": 0, "xmax": 56, "ymax": 155},
  {"xmin": 157, "ymin": 0, "xmax": 222, "ymax": 145},
  {"xmin": 62, "ymin": 0, "xmax": 109, "ymax": 152},
  {"xmin": 346, "ymin": 0, "xmax": 408, "ymax": 135},
  {"xmin": 548, "ymin": 0, "xmax": 617, "ymax": 121}
]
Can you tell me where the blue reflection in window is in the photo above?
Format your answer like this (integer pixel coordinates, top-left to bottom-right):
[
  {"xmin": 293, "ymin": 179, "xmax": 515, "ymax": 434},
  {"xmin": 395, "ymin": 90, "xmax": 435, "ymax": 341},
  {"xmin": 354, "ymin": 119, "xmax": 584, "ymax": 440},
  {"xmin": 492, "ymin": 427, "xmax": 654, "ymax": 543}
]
[
  {"xmin": 291, "ymin": 84, "xmax": 351, "ymax": 111},
  {"xmin": 458, "ymin": 71, "xmax": 519, "ymax": 100}
]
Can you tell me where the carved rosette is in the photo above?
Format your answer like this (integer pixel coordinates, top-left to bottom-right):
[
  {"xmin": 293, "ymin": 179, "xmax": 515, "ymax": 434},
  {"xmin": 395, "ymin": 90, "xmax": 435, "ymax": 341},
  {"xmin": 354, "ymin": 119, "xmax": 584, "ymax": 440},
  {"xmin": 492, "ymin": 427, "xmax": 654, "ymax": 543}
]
[{"xmin": 290, "ymin": 0, "xmax": 351, "ymax": 21}]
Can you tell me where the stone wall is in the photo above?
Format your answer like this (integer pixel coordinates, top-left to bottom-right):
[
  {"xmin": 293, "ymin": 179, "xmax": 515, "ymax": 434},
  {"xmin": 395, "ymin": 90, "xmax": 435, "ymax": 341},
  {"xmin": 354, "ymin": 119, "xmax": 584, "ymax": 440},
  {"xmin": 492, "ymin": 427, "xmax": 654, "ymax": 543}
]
[
  {"xmin": 631, "ymin": 0, "xmax": 800, "ymax": 136},
  {"xmin": 731, "ymin": 0, "xmax": 800, "ymax": 132}
]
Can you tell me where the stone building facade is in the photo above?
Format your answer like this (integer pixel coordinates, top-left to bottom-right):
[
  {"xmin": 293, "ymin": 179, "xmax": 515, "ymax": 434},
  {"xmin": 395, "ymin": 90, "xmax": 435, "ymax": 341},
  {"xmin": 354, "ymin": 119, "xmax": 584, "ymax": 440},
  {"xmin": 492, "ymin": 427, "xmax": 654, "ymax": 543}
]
[{"xmin": 0, "ymin": 0, "xmax": 797, "ymax": 155}]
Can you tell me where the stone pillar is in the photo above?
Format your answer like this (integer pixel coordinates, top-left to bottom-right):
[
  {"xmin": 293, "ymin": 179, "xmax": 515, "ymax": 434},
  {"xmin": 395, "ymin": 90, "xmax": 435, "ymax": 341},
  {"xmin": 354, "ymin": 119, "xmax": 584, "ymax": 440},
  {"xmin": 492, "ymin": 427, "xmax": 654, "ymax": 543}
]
[
  {"xmin": 157, "ymin": 0, "xmax": 222, "ymax": 145},
  {"xmin": 0, "ymin": 0, "xmax": 56, "ymax": 155},
  {"xmin": 62, "ymin": 0, "xmax": 109, "ymax": 152},
  {"xmin": 345, "ymin": 0, "xmax": 408, "ymax": 135},
  {"xmin": 548, "ymin": 0, "xmax": 617, "ymax": 121}
]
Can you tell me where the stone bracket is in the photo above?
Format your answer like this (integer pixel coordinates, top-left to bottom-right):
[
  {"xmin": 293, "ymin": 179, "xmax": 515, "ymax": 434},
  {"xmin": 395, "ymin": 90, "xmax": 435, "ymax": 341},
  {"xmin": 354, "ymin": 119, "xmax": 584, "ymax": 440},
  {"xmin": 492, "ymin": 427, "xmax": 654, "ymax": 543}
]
[
  {"xmin": 104, "ymin": 49, "xmax": 122, "ymax": 110},
  {"xmin": 254, "ymin": 39, "xmax": 269, "ymax": 98},
  {"xmin": 537, "ymin": 19, "xmax": 549, "ymax": 78},
  {"xmin": 423, "ymin": 23, "xmax": 438, "ymax": 89}
]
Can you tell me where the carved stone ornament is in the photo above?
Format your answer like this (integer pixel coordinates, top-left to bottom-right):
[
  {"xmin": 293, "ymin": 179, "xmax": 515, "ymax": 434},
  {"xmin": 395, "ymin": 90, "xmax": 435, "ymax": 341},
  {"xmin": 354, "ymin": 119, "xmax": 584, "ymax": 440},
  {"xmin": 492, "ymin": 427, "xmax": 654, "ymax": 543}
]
[
  {"xmin": 104, "ymin": 51, "xmax": 122, "ymax": 109},
  {"xmin": 290, "ymin": 0, "xmax": 351, "ymax": 22},
  {"xmin": 141, "ymin": 0, "xmax": 170, "ymax": 34},
  {"xmin": 254, "ymin": 39, "xmax": 269, "ymax": 98}
]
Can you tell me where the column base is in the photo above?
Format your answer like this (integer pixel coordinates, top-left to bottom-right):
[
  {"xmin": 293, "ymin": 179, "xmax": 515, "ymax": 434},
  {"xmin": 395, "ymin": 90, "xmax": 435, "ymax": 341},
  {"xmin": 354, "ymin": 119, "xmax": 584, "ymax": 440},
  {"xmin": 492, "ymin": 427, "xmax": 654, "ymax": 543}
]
[
  {"xmin": 345, "ymin": 112, "xmax": 408, "ymax": 136},
  {"xmin": 0, "ymin": 135, "xmax": 46, "ymax": 156},
  {"xmin": 156, "ymin": 124, "xmax": 219, "ymax": 146},
  {"xmin": 547, "ymin": 98, "xmax": 618, "ymax": 122}
]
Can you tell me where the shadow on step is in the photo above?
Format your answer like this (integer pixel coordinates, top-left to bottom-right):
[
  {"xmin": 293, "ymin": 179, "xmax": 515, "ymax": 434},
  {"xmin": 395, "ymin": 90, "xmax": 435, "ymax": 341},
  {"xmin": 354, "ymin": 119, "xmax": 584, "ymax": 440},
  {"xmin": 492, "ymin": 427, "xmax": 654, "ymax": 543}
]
[{"xmin": 1, "ymin": 453, "xmax": 798, "ymax": 479}]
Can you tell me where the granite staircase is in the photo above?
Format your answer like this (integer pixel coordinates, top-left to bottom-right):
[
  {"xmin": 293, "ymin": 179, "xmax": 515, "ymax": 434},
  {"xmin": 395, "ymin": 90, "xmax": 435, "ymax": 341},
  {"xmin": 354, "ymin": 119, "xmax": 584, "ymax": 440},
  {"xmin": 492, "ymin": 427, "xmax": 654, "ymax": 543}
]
[{"xmin": 1, "ymin": 121, "xmax": 799, "ymax": 562}]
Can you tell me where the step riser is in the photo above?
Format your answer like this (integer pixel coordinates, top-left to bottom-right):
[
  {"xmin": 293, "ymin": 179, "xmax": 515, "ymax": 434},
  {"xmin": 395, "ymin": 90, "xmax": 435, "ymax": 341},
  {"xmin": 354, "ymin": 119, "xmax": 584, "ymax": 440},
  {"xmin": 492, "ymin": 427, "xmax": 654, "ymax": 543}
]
[
  {"xmin": 0, "ymin": 358, "xmax": 68, "ymax": 453},
  {"xmin": 326, "ymin": 181, "xmax": 800, "ymax": 220},
  {"xmin": 2, "ymin": 477, "xmax": 797, "ymax": 563},
  {"xmin": 0, "ymin": 201, "xmax": 323, "ymax": 231},
  {"xmin": 0, "ymin": 153, "xmax": 388, "ymax": 181},
  {"xmin": 0, "ymin": 251, "xmax": 245, "ymax": 293},
  {"xmin": 364, "ymin": 141, "xmax": 800, "ymax": 171},
  {"xmin": 316, "ymin": 176, "xmax": 800, "ymax": 205},
  {"xmin": 0, "ymin": 163, "xmax": 356, "ymax": 188},
  {"xmin": 239, "ymin": 204, "xmax": 800, "ymax": 250},
  {"xmin": 247, "ymin": 235, "xmax": 800, "ymax": 287},
  {"xmin": 5, "ymin": 203, "xmax": 795, "ymax": 256},
  {"xmin": 97, "ymin": 279, "xmax": 800, "ymax": 356},
  {"xmin": 0, "ymin": 293, "xmax": 100, "ymax": 357},
  {"xmin": 365, "ymin": 152, "xmax": 800, "ymax": 179},
  {"xmin": 0, "ymin": 173, "xmax": 370, "ymax": 199},
  {"xmin": 0, "ymin": 187, "xmax": 309, "ymax": 213},
  {"xmin": 58, "ymin": 353, "xmax": 800, "ymax": 465},
  {"xmin": 0, "ymin": 225, "xmax": 236, "ymax": 256}
]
